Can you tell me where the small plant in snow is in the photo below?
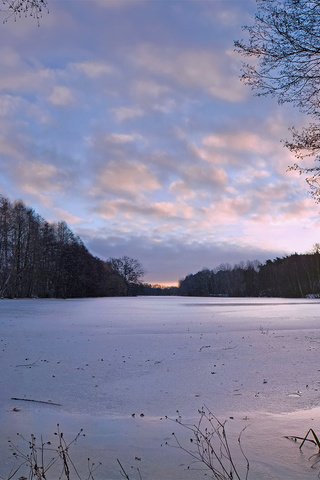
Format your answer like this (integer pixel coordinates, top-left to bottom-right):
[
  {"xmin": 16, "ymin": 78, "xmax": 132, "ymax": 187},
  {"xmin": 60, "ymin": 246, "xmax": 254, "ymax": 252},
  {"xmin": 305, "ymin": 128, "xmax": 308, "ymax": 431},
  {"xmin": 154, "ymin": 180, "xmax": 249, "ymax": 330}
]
[
  {"xmin": 3, "ymin": 424, "xmax": 101, "ymax": 480},
  {"xmin": 168, "ymin": 406, "xmax": 250, "ymax": 480}
]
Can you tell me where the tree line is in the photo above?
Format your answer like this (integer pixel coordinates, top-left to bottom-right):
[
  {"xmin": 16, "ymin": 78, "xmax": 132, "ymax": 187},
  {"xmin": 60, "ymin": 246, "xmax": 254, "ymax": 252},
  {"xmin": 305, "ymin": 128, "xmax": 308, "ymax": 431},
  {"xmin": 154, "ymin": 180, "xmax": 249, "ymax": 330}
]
[
  {"xmin": 0, "ymin": 195, "xmax": 143, "ymax": 298},
  {"xmin": 2, "ymin": 194, "xmax": 320, "ymax": 299},
  {"xmin": 179, "ymin": 251, "xmax": 320, "ymax": 298}
]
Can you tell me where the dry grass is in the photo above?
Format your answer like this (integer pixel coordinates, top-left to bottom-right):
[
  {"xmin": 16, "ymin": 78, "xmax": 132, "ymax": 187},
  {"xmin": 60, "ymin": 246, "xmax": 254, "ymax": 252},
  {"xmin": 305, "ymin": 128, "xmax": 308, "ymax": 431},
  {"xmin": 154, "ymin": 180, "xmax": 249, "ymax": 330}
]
[{"xmin": 11, "ymin": 410, "xmax": 320, "ymax": 479}]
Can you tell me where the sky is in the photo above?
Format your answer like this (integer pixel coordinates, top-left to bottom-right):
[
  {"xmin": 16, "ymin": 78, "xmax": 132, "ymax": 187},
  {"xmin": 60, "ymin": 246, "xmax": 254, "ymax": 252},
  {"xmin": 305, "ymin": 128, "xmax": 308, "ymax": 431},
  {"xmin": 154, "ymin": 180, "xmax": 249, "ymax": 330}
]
[{"xmin": 0, "ymin": 0, "xmax": 319, "ymax": 285}]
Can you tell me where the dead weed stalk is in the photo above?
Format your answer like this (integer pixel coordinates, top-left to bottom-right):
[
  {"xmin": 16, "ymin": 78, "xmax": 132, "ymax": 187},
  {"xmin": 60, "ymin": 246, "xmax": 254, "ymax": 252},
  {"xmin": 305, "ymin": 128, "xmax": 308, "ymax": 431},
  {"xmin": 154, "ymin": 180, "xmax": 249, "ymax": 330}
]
[
  {"xmin": 168, "ymin": 406, "xmax": 249, "ymax": 480},
  {"xmin": 285, "ymin": 428, "xmax": 320, "ymax": 476},
  {"xmin": 3, "ymin": 424, "xmax": 101, "ymax": 480}
]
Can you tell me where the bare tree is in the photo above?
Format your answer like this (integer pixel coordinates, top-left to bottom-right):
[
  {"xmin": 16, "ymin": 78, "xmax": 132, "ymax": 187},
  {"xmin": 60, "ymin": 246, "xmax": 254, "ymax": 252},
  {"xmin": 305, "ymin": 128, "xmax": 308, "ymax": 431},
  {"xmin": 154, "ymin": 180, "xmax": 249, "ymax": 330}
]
[
  {"xmin": 235, "ymin": 0, "xmax": 320, "ymax": 200},
  {"xmin": 108, "ymin": 256, "xmax": 144, "ymax": 292},
  {"xmin": 1, "ymin": 0, "xmax": 48, "ymax": 23}
]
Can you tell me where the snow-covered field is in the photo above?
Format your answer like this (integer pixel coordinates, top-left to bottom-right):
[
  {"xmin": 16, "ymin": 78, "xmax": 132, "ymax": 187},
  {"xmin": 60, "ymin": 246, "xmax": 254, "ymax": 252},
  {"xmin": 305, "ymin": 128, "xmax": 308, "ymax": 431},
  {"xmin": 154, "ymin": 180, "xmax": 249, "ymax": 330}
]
[{"xmin": 1, "ymin": 296, "xmax": 320, "ymax": 479}]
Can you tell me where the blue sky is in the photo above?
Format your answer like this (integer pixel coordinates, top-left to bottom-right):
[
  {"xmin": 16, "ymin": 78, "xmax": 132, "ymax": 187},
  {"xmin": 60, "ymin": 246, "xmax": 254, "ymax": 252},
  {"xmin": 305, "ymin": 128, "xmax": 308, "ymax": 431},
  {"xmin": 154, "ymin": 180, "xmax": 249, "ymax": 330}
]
[{"xmin": 0, "ymin": 0, "xmax": 319, "ymax": 285}]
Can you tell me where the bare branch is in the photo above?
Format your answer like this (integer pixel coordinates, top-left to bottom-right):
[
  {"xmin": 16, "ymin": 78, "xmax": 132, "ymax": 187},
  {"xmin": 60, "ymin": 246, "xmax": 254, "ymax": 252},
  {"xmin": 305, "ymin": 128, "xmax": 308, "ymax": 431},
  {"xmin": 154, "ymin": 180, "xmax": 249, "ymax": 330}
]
[
  {"xmin": 235, "ymin": 0, "xmax": 320, "ymax": 199},
  {"xmin": 0, "ymin": 0, "xmax": 49, "ymax": 24}
]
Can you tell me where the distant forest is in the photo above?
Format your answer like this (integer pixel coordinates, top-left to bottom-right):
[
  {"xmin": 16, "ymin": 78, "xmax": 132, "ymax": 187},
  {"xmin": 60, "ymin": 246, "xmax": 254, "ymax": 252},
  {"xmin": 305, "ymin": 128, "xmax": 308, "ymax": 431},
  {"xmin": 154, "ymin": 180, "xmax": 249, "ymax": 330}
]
[
  {"xmin": 1, "ymin": 195, "xmax": 320, "ymax": 299},
  {"xmin": 179, "ymin": 254, "xmax": 320, "ymax": 298}
]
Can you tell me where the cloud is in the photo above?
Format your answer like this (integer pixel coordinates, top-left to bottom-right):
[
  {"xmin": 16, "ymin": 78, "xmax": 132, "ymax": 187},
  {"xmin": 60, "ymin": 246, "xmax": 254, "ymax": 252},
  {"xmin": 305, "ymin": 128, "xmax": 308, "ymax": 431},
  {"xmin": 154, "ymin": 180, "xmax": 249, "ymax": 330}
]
[
  {"xmin": 0, "ymin": 94, "xmax": 24, "ymax": 116},
  {"xmin": 0, "ymin": 124, "xmax": 26, "ymax": 161},
  {"xmin": 0, "ymin": 48, "xmax": 56, "ymax": 96},
  {"xmin": 202, "ymin": 132, "xmax": 274, "ymax": 155},
  {"xmin": 72, "ymin": 61, "xmax": 116, "ymax": 78},
  {"xmin": 48, "ymin": 86, "xmax": 75, "ymax": 106},
  {"xmin": 0, "ymin": 112, "xmax": 79, "ymax": 207},
  {"xmin": 92, "ymin": 161, "xmax": 160, "ymax": 198},
  {"xmin": 52, "ymin": 208, "xmax": 83, "ymax": 225},
  {"xmin": 112, "ymin": 106, "xmax": 145, "ymax": 122},
  {"xmin": 215, "ymin": 7, "xmax": 247, "ymax": 27},
  {"xmin": 194, "ymin": 0, "xmax": 253, "ymax": 28},
  {"xmin": 0, "ymin": 94, "xmax": 51, "ymax": 124},
  {"xmin": 131, "ymin": 79, "xmax": 171, "ymax": 99},
  {"xmin": 10, "ymin": 160, "xmax": 70, "ymax": 199},
  {"xmin": 169, "ymin": 180, "xmax": 196, "ymax": 201},
  {"xmin": 131, "ymin": 44, "xmax": 246, "ymax": 102},
  {"xmin": 0, "ymin": 153, "xmax": 72, "ymax": 209},
  {"xmin": 92, "ymin": 0, "xmax": 145, "ymax": 9},
  {"xmin": 183, "ymin": 164, "xmax": 228, "ymax": 189},
  {"xmin": 0, "ymin": 0, "xmax": 318, "ymax": 286},
  {"xmin": 202, "ymin": 197, "xmax": 253, "ymax": 223},
  {"xmin": 96, "ymin": 198, "xmax": 194, "ymax": 222},
  {"xmin": 104, "ymin": 133, "xmax": 144, "ymax": 145}
]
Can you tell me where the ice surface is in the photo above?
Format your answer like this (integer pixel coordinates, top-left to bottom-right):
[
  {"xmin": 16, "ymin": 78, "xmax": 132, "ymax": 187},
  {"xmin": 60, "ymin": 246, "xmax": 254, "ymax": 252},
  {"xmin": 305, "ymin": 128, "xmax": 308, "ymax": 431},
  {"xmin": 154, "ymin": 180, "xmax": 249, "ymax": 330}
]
[{"xmin": 1, "ymin": 296, "xmax": 320, "ymax": 479}]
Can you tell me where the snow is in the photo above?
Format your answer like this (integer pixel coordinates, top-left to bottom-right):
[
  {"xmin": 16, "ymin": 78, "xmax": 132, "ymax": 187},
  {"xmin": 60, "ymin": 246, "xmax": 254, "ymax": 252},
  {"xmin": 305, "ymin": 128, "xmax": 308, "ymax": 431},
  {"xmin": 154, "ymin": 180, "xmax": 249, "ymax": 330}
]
[{"xmin": 1, "ymin": 296, "xmax": 320, "ymax": 479}]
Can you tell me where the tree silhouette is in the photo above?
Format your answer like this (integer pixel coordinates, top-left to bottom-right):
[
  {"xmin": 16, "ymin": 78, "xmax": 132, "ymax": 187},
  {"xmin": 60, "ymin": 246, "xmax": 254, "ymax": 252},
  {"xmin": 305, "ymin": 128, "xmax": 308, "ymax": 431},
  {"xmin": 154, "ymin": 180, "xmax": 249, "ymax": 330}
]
[
  {"xmin": 235, "ymin": 0, "xmax": 320, "ymax": 200},
  {"xmin": 0, "ymin": 195, "xmax": 127, "ymax": 298},
  {"xmin": 109, "ymin": 256, "xmax": 144, "ymax": 283}
]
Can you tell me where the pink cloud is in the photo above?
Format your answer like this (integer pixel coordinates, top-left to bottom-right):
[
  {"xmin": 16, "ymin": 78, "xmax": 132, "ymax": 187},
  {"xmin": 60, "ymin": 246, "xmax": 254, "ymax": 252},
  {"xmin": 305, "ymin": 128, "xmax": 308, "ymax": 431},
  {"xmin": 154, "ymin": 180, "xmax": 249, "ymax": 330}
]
[
  {"xmin": 202, "ymin": 132, "xmax": 274, "ymax": 155},
  {"xmin": 93, "ymin": 161, "xmax": 160, "ymax": 197},
  {"xmin": 96, "ymin": 198, "xmax": 194, "ymax": 221}
]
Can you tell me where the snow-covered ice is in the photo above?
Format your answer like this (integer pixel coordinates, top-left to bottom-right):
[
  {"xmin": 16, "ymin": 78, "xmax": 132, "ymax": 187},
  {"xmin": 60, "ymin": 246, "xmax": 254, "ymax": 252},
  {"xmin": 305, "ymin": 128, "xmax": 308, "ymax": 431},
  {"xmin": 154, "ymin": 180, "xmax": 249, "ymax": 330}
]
[{"xmin": 1, "ymin": 296, "xmax": 320, "ymax": 479}]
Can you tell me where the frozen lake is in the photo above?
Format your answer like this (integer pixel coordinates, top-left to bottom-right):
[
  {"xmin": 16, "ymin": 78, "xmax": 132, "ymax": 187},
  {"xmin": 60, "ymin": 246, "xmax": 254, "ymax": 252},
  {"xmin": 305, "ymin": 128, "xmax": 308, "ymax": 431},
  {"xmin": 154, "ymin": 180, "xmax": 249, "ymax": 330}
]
[{"xmin": 1, "ymin": 296, "xmax": 320, "ymax": 479}]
